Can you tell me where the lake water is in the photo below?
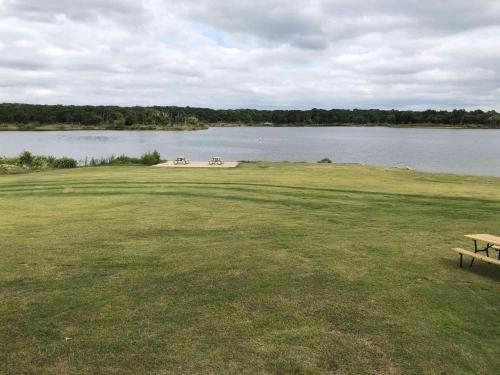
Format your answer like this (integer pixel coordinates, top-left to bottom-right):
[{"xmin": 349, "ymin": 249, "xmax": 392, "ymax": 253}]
[{"xmin": 1, "ymin": 127, "xmax": 499, "ymax": 176}]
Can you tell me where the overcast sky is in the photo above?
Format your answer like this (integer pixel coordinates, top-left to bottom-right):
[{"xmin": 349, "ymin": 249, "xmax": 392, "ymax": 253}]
[{"xmin": 1, "ymin": 0, "xmax": 499, "ymax": 110}]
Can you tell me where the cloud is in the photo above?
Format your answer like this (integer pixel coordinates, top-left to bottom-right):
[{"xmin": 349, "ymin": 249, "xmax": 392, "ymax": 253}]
[
  {"xmin": 2, "ymin": 0, "xmax": 145, "ymax": 22},
  {"xmin": 0, "ymin": 0, "xmax": 499, "ymax": 110}
]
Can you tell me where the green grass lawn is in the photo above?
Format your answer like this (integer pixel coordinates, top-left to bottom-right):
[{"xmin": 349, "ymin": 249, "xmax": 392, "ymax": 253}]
[{"xmin": 1, "ymin": 163, "xmax": 499, "ymax": 374}]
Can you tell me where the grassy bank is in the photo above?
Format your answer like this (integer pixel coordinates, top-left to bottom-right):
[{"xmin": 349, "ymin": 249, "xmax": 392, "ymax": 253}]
[
  {"xmin": 0, "ymin": 123, "xmax": 208, "ymax": 131},
  {"xmin": 1, "ymin": 163, "xmax": 499, "ymax": 374}
]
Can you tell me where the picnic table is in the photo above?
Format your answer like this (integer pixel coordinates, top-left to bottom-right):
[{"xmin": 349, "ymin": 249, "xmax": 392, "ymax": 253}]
[
  {"xmin": 451, "ymin": 234, "xmax": 500, "ymax": 268},
  {"xmin": 465, "ymin": 234, "xmax": 500, "ymax": 260},
  {"xmin": 208, "ymin": 156, "xmax": 224, "ymax": 165},
  {"xmin": 173, "ymin": 156, "xmax": 190, "ymax": 165}
]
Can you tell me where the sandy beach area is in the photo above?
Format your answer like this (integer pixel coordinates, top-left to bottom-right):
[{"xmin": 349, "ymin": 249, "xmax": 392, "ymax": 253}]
[{"xmin": 153, "ymin": 161, "xmax": 239, "ymax": 168}]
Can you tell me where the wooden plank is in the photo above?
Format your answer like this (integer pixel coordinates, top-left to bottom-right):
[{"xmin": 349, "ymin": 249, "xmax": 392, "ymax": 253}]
[
  {"xmin": 452, "ymin": 248, "xmax": 500, "ymax": 266},
  {"xmin": 464, "ymin": 234, "xmax": 500, "ymax": 246}
]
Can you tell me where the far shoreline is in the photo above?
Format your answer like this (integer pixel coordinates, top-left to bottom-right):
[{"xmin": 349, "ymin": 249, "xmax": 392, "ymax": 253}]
[{"xmin": 1, "ymin": 123, "xmax": 499, "ymax": 131}]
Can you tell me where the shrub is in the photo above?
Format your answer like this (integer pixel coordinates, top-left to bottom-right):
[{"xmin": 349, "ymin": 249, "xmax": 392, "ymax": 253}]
[
  {"xmin": 31, "ymin": 155, "xmax": 56, "ymax": 170},
  {"xmin": 52, "ymin": 157, "xmax": 78, "ymax": 169},
  {"xmin": 18, "ymin": 151, "xmax": 33, "ymax": 167},
  {"xmin": 0, "ymin": 156, "xmax": 19, "ymax": 165},
  {"xmin": 317, "ymin": 158, "xmax": 333, "ymax": 164},
  {"xmin": 3, "ymin": 151, "xmax": 162, "ymax": 169},
  {"xmin": 87, "ymin": 155, "xmax": 115, "ymax": 166},
  {"xmin": 140, "ymin": 150, "xmax": 162, "ymax": 165},
  {"xmin": 81, "ymin": 154, "xmax": 147, "ymax": 167},
  {"xmin": 113, "ymin": 155, "xmax": 141, "ymax": 164}
]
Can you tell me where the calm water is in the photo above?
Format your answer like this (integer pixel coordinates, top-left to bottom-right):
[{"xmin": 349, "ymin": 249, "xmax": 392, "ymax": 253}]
[{"xmin": 1, "ymin": 127, "xmax": 499, "ymax": 176}]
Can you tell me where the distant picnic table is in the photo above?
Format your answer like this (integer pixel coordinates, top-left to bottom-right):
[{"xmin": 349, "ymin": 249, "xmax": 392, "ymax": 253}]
[
  {"xmin": 209, "ymin": 156, "xmax": 223, "ymax": 165},
  {"xmin": 173, "ymin": 156, "xmax": 190, "ymax": 165},
  {"xmin": 452, "ymin": 233, "xmax": 500, "ymax": 268}
]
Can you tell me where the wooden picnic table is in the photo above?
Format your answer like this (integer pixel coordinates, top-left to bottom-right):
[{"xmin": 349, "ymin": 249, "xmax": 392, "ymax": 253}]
[
  {"xmin": 465, "ymin": 234, "xmax": 500, "ymax": 259},
  {"xmin": 451, "ymin": 234, "xmax": 500, "ymax": 268},
  {"xmin": 465, "ymin": 233, "xmax": 500, "ymax": 266}
]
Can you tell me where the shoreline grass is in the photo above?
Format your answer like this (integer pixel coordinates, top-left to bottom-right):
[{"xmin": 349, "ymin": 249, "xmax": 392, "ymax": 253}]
[
  {"xmin": 1, "ymin": 163, "xmax": 499, "ymax": 373},
  {"xmin": 1, "ymin": 151, "xmax": 164, "ymax": 175}
]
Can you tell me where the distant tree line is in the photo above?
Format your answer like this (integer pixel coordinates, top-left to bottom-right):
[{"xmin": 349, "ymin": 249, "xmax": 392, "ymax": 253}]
[
  {"xmin": 0, "ymin": 103, "xmax": 203, "ymax": 128},
  {"xmin": 1, "ymin": 103, "xmax": 500, "ymax": 128}
]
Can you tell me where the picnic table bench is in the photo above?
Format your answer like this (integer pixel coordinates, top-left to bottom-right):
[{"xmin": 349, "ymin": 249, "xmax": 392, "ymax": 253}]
[
  {"xmin": 452, "ymin": 233, "xmax": 500, "ymax": 268},
  {"xmin": 173, "ymin": 156, "xmax": 190, "ymax": 165},
  {"xmin": 208, "ymin": 156, "xmax": 224, "ymax": 165}
]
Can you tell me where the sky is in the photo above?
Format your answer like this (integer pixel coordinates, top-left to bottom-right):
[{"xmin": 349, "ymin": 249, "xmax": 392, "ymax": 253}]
[{"xmin": 1, "ymin": 0, "xmax": 500, "ymax": 110}]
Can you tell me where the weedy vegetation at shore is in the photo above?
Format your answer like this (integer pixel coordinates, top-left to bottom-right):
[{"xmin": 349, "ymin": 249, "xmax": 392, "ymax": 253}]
[{"xmin": 0, "ymin": 150, "xmax": 164, "ymax": 174}]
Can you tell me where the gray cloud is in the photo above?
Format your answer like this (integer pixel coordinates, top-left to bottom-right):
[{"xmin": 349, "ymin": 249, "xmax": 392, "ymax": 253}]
[
  {"xmin": 181, "ymin": 0, "xmax": 328, "ymax": 50},
  {"xmin": 0, "ymin": 0, "xmax": 499, "ymax": 110},
  {"xmin": 3, "ymin": 0, "xmax": 145, "ymax": 21}
]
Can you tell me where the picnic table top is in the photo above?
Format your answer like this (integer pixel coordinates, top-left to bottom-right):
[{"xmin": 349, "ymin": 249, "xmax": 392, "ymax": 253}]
[{"xmin": 465, "ymin": 234, "xmax": 500, "ymax": 246}]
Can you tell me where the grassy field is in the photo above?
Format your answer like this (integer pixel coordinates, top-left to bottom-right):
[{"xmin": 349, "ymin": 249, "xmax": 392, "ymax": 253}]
[{"xmin": 1, "ymin": 163, "xmax": 499, "ymax": 374}]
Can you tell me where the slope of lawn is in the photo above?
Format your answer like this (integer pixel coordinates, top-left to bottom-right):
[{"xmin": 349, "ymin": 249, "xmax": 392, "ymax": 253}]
[{"xmin": 1, "ymin": 162, "xmax": 499, "ymax": 374}]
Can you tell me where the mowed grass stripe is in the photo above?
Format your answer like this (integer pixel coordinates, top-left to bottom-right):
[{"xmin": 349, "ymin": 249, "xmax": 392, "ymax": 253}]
[
  {"xmin": 2, "ymin": 184, "xmax": 500, "ymax": 223},
  {"xmin": 3, "ymin": 177, "xmax": 500, "ymax": 205}
]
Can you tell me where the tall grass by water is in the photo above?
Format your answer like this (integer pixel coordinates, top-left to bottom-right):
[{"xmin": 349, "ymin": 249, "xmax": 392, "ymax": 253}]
[
  {"xmin": 80, "ymin": 150, "xmax": 162, "ymax": 167},
  {"xmin": 0, "ymin": 150, "xmax": 163, "ymax": 174}
]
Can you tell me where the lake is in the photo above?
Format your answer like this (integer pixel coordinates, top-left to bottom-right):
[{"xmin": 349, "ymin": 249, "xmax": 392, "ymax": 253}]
[{"xmin": 1, "ymin": 127, "xmax": 499, "ymax": 176}]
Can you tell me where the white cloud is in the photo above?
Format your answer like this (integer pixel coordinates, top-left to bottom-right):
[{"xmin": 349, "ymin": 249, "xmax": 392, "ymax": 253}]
[{"xmin": 0, "ymin": 0, "xmax": 499, "ymax": 110}]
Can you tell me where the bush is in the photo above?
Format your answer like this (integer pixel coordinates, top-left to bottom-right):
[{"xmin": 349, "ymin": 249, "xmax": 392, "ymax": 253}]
[
  {"xmin": 2, "ymin": 151, "xmax": 162, "ymax": 170},
  {"xmin": 0, "ymin": 156, "xmax": 19, "ymax": 165},
  {"xmin": 317, "ymin": 158, "xmax": 333, "ymax": 164},
  {"xmin": 52, "ymin": 157, "xmax": 78, "ymax": 169},
  {"xmin": 113, "ymin": 155, "xmax": 141, "ymax": 164},
  {"xmin": 18, "ymin": 151, "xmax": 33, "ymax": 167},
  {"xmin": 86, "ymin": 155, "xmax": 116, "ymax": 166},
  {"xmin": 140, "ymin": 150, "xmax": 162, "ymax": 165},
  {"xmin": 82, "ymin": 154, "xmax": 143, "ymax": 166},
  {"xmin": 31, "ymin": 155, "xmax": 56, "ymax": 169}
]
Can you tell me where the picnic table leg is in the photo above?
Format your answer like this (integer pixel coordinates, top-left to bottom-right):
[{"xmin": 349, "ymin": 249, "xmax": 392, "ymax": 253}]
[
  {"xmin": 460, "ymin": 253, "xmax": 463, "ymax": 267},
  {"xmin": 470, "ymin": 240, "xmax": 477, "ymax": 266}
]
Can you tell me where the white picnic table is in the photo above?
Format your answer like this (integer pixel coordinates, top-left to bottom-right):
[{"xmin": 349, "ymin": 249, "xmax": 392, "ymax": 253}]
[
  {"xmin": 173, "ymin": 156, "xmax": 190, "ymax": 165},
  {"xmin": 209, "ymin": 156, "xmax": 223, "ymax": 165}
]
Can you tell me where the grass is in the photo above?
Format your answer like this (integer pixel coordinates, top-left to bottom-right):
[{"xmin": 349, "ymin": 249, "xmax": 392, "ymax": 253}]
[{"xmin": 0, "ymin": 162, "xmax": 499, "ymax": 374}]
